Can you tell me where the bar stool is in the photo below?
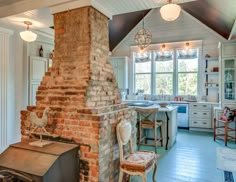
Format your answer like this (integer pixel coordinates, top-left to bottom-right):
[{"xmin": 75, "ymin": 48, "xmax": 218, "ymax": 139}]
[
  {"xmin": 214, "ymin": 106, "xmax": 236, "ymax": 146},
  {"xmin": 136, "ymin": 108, "xmax": 163, "ymax": 153}
]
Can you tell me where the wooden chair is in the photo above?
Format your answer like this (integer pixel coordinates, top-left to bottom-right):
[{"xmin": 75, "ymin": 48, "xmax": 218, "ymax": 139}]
[
  {"xmin": 214, "ymin": 106, "xmax": 236, "ymax": 146},
  {"xmin": 116, "ymin": 120, "xmax": 157, "ymax": 182},
  {"xmin": 136, "ymin": 108, "xmax": 163, "ymax": 153}
]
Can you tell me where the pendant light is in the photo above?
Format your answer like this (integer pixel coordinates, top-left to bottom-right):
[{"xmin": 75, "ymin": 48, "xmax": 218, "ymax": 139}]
[
  {"xmin": 20, "ymin": 21, "xmax": 37, "ymax": 42},
  {"xmin": 160, "ymin": 0, "xmax": 181, "ymax": 21}
]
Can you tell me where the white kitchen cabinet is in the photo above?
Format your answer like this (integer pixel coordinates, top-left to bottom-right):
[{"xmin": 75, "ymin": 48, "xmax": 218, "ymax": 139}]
[
  {"xmin": 29, "ymin": 56, "xmax": 49, "ymax": 105},
  {"xmin": 219, "ymin": 41, "xmax": 236, "ymax": 108},
  {"xmin": 189, "ymin": 103, "xmax": 212, "ymax": 129},
  {"xmin": 109, "ymin": 56, "xmax": 129, "ymax": 90}
]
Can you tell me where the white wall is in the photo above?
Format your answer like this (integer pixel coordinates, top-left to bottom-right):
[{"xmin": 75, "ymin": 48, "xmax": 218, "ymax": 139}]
[
  {"xmin": 112, "ymin": 8, "xmax": 226, "ymax": 102},
  {"xmin": 0, "ymin": 26, "xmax": 54, "ymax": 153},
  {"xmin": 0, "ymin": 27, "xmax": 15, "ymax": 153}
]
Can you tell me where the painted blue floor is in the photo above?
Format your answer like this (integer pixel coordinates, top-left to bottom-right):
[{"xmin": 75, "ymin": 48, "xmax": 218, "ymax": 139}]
[{"xmin": 132, "ymin": 130, "xmax": 236, "ymax": 182}]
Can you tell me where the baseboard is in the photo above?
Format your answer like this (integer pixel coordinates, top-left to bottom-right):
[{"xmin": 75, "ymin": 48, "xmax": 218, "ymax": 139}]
[{"xmin": 189, "ymin": 127, "xmax": 213, "ymax": 132}]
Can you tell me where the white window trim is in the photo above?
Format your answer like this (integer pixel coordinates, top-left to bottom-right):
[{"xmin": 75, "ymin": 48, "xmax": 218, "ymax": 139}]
[{"xmin": 130, "ymin": 40, "xmax": 203, "ymax": 96}]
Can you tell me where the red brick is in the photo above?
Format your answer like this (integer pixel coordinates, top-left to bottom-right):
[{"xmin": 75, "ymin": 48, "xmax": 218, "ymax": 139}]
[{"xmin": 84, "ymin": 152, "xmax": 98, "ymax": 159}]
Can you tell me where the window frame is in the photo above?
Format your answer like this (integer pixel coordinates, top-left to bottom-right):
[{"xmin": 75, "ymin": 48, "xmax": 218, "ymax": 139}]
[{"xmin": 131, "ymin": 41, "xmax": 202, "ymax": 97}]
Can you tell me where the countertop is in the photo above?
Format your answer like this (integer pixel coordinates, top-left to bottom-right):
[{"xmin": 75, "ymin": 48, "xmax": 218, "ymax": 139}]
[
  {"xmin": 128, "ymin": 104, "xmax": 178, "ymax": 112},
  {"xmin": 122, "ymin": 100, "xmax": 219, "ymax": 105}
]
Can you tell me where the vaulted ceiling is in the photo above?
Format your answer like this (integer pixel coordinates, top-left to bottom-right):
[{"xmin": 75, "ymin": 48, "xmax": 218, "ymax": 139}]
[{"xmin": 0, "ymin": 0, "xmax": 235, "ymax": 51}]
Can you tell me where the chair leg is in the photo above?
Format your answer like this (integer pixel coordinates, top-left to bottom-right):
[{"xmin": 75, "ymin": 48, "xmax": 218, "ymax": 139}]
[
  {"xmin": 225, "ymin": 122, "xmax": 228, "ymax": 146},
  {"xmin": 160, "ymin": 126, "xmax": 163, "ymax": 147},
  {"xmin": 152, "ymin": 161, "xmax": 157, "ymax": 182},
  {"xmin": 118, "ymin": 170, "xmax": 124, "ymax": 182},
  {"xmin": 142, "ymin": 174, "xmax": 147, "ymax": 182}
]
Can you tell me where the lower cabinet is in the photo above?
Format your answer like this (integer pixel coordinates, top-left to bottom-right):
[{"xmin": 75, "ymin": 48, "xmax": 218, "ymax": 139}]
[{"xmin": 189, "ymin": 103, "xmax": 212, "ymax": 129}]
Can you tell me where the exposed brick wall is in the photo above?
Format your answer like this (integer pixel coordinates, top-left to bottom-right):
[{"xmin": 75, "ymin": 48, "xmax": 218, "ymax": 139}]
[{"xmin": 21, "ymin": 6, "xmax": 136, "ymax": 182}]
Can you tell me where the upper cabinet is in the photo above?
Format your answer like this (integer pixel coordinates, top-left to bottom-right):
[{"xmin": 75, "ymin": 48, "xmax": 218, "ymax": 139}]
[
  {"xmin": 219, "ymin": 41, "xmax": 236, "ymax": 108},
  {"xmin": 222, "ymin": 42, "xmax": 236, "ymax": 57},
  {"xmin": 222, "ymin": 57, "xmax": 236, "ymax": 102},
  {"xmin": 109, "ymin": 56, "xmax": 129, "ymax": 90}
]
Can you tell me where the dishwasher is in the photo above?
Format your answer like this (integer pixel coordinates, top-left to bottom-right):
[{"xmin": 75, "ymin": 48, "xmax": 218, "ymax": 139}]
[{"xmin": 172, "ymin": 103, "xmax": 189, "ymax": 129}]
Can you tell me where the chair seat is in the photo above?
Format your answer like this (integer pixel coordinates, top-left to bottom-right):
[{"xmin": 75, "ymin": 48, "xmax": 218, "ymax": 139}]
[
  {"xmin": 121, "ymin": 150, "xmax": 156, "ymax": 172},
  {"xmin": 141, "ymin": 120, "xmax": 162, "ymax": 128}
]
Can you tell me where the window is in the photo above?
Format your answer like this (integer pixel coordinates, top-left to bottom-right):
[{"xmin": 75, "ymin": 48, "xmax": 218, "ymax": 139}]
[
  {"xmin": 177, "ymin": 49, "xmax": 198, "ymax": 95},
  {"xmin": 133, "ymin": 46, "xmax": 199, "ymax": 96},
  {"xmin": 134, "ymin": 52, "xmax": 151, "ymax": 94},
  {"xmin": 155, "ymin": 50, "xmax": 174, "ymax": 95}
]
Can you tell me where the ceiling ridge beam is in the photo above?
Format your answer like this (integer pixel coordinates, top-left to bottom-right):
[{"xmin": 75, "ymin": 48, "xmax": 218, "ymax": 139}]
[
  {"xmin": 181, "ymin": 9, "xmax": 226, "ymax": 41},
  {"xmin": 112, "ymin": 9, "xmax": 153, "ymax": 54}
]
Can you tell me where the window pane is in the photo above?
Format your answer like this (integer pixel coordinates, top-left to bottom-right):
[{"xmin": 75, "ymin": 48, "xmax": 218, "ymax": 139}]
[
  {"xmin": 155, "ymin": 74, "xmax": 173, "ymax": 95},
  {"xmin": 135, "ymin": 61, "xmax": 151, "ymax": 73},
  {"xmin": 155, "ymin": 50, "xmax": 173, "ymax": 73},
  {"xmin": 178, "ymin": 58, "xmax": 198, "ymax": 72},
  {"xmin": 135, "ymin": 74, "xmax": 151, "ymax": 94},
  {"xmin": 155, "ymin": 60, "xmax": 173, "ymax": 73},
  {"xmin": 177, "ymin": 48, "xmax": 198, "ymax": 72},
  {"xmin": 178, "ymin": 73, "xmax": 197, "ymax": 95}
]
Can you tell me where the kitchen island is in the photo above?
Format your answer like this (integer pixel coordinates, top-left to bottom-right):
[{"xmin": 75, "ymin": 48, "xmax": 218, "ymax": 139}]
[{"xmin": 127, "ymin": 102, "xmax": 178, "ymax": 150}]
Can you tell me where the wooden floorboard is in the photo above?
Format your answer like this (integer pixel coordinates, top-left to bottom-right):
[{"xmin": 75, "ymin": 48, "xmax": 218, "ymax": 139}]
[{"xmin": 132, "ymin": 129, "xmax": 236, "ymax": 182}]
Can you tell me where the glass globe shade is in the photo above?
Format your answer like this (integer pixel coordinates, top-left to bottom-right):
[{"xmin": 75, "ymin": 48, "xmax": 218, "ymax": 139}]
[
  {"xmin": 160, "ymin": 3, "xmax": 181, "ymax": 21},
  {"xmin": 20, "ymin": 30, "xmax": 37, "ymax": 42}
]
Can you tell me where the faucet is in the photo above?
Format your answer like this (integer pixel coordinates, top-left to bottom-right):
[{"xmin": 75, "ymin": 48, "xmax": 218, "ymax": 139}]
[{"xmin": 160, "ymin": 89, "xmax": 164, "ymax": 100}]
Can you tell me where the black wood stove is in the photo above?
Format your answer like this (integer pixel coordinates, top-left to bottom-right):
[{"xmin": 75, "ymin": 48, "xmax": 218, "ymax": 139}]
[{"xmin": 0, "ymin": 141, "xmax": 79, "ymax": 182}]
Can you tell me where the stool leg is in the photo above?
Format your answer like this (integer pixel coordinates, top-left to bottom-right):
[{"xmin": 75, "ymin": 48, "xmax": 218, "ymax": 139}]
[
  {"xmin": 225, "ymin": 121, "xmax": 228, "ymax": 146},
  {"xmin": 213, "ymin": 118, "xmax": 216, "ymax": 141},
  {"xmin": 235, "ymin": 121, "xmax": 236, "ymax": 144},
  {"xmin": 160, "ymin": 126, "xmax": 163, "ymax": 147},
  {"xmin": 154, "ymin": 127, "xmax": 157, "ymax": 153},
  {"xmin": 139, "ymin": 124, "xmax": 142, "ymax": 150}
]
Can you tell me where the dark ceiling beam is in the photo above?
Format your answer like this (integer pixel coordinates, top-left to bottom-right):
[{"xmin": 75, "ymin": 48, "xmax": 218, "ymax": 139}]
[
  {"xmin": 109, "ymin": 9, "xmax": 151, "ymax": 51},
  {"xmin": 181, "ymin": 0, "xmax": 234, "ymax": 39}
]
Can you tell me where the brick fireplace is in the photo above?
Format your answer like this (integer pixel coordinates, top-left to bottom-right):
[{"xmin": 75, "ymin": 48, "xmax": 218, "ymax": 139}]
[{"xmin": 20, "ymin": 6, "xmax": 136, "ymax": 182}]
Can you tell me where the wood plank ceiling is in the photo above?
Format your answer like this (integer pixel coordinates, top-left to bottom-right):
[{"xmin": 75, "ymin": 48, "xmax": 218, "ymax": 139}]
[
  {"xmin": 0, "ymin": 0, "xmax": 235, "ymax": 50},
  {"xmin": 108, "ymin": 0, "xmax": 236, "ymax": 50}
]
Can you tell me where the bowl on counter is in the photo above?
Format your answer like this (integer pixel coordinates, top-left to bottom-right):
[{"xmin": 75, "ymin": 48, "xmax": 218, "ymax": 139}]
[{"xmin": 159, "ymin": 102, "xmax": 168, "ymax": 107}]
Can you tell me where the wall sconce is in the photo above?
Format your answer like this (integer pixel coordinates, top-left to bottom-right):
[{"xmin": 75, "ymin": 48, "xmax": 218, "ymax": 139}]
[
  {"xmin": 161, "ymin": 44, "xmax": 166, "ymax": 51},
  {"xmin": 185, "ymin": 42, "xmax": 190, "ymax": 50},
  {"xmin": 20, "ymin": 21, "xmax": 37, "ymax": 42}
]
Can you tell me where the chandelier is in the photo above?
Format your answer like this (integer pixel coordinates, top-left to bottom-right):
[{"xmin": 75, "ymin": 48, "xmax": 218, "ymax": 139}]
[
  {"xmin": 160, "ymin": 0, "xmax": 181, "ymax": 21},
  {"xmin": 20, "ymin": 21, "xmax": 37, "ymax": 42},
  {"xmin": 134, "ymin": 17, "xmax": 152, "ymax": 50}
]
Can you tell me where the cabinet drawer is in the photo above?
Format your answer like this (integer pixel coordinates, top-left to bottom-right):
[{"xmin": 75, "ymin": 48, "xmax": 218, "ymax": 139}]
[
  {"xmin": 190, "ymin": 119, "xmax": 211, "ymax": 128},
  {"xmin": 189, "ymin": 111, "xmax": 211, "ymax": 119},
  {"xmin": 189, "ymin": 103, "xmax": 211, "ymax": 110}
]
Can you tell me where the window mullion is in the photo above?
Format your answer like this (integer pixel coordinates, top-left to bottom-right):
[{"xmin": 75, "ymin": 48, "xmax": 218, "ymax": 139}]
[
  {"xmin": 173, "ymin": 48, "xmax": 177, "ymax": 96},
  {"xmin": 151, "ymin": 51, "xmax": 156, "ymax": 96}
]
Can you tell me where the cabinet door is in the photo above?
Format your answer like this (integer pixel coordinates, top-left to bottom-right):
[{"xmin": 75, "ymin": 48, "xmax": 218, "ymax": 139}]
[
  {"xmin": 29, "ymin": 56, "xmax": 48, "ymax": 105},
  {"xmin": 109, "ymin": 57, "xmax": 128, "ymax": 90},
  {"xmin": 222, "ymin": 57, "xmax": 236, "ymax": 102}
]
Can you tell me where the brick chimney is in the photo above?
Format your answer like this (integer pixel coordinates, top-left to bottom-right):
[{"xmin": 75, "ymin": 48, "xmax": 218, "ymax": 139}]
[{"xmin": 20, "ymin": 6, "xmax": 136, "ymax": 182}]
